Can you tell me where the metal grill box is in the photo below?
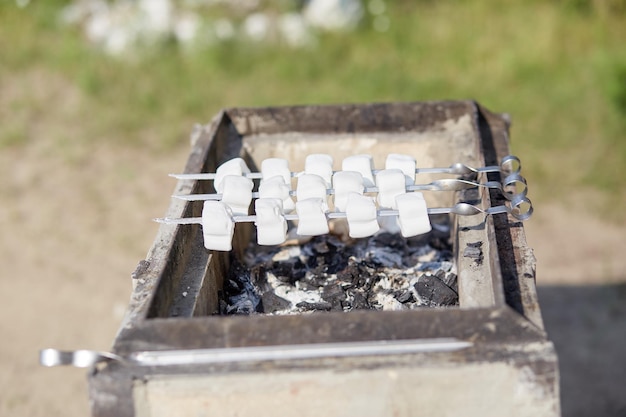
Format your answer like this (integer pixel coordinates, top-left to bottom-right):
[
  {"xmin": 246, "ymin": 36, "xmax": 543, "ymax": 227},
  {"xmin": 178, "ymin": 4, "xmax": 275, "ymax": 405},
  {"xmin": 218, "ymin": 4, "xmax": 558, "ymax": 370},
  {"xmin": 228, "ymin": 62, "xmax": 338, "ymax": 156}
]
[{"xmin": 90, "ymin": 101, "xmax": 559, "ymax": 417}]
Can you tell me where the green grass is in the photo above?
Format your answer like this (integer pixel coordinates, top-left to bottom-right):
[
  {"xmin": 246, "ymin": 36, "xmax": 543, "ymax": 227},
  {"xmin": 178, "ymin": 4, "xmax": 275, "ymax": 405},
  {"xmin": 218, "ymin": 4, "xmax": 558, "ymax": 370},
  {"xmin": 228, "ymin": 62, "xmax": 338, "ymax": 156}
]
[{"xmin": 1, "ymin": 0, "xmax": 625, "ymax": 219}]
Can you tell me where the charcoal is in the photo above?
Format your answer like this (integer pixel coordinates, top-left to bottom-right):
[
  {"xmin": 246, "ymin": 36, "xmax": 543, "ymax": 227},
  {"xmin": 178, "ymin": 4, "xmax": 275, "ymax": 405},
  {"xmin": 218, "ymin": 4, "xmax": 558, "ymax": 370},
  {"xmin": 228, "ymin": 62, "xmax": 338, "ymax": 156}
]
[
  {"xmin": 337, "ymin": 262, "xmax": 374, "ymax": 290},
  {"xmin": 222, "ymin": 259, "xmax": 262, "ymax": 315},
  {"xmin": 367, "ymin": 248, "xmax": 404, "ymax": 268},
  {"xmin": 271, "ymin": 257, "xmax": 306, "ymax": 283},
  {"xmin": 396, "ymin": 290, "xmax": 414, "ymax": 304},
  {"xmin": 348, "ymin": 290, "xmax": 370, "ymax": 309},
  {"xmin": 250, "ymin": 265, "xmax": 270, "ymax": 292},
  {"xmin": 443, "ymin": 272, "xmax": 458, "ymax": 291},
  {"xmin": 414, "ymin": 274, "xmax": 458, "ymax": 307},
  {"xmin": 434, "ymin": 269, "xmax": 446, "ymax": 280},
  {"xmin": 261, "ymin": 292, "xmax": 291, "ymax": 313},
  {"xmin": 322, "ymin": 283, "xmax": 346, "ymax": 310},
  {"xmin": 224, "ymin": 225, "xmax": 458, "ymax": 315}
]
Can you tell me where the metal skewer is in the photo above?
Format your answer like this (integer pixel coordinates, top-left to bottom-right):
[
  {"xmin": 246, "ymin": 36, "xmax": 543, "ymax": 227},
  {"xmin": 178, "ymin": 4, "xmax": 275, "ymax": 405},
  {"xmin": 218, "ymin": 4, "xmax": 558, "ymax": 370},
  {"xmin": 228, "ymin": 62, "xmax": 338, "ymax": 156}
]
[
  {"xmin": 172, "ymin": 175, "xmax": 528, "ymax": 202},
  {"xmin": 169, "ymin": 155, "xmax": 522, "ymax": 180},
  {"xmin": 155, "ymin": 196, "xmax": 533, "ymax": 224}
]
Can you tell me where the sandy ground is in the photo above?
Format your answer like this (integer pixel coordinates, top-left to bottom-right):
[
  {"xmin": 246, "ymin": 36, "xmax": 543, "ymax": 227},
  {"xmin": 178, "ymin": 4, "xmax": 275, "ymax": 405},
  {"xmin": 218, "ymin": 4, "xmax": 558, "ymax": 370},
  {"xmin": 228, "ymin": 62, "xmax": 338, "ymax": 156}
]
[{"xmin": 1, "ymin": 134, "xmax": 625, "ymax": 416}]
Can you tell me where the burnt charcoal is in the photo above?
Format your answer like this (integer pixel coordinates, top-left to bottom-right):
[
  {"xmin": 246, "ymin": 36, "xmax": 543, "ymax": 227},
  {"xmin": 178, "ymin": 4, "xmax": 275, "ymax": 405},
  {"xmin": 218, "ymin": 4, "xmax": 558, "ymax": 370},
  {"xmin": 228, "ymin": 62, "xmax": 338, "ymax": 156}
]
[
  {"xmin": 371, "ymin": 232, "xmax": 407, "ymax": 251},
  {"xmin": 223, "ymin": 259, "xmax": 262, "ymax": 315},
  {"xmin": 396, "ymin": 290, "xmax": 414, "ymax": 304},
  {"xmin": 226, "ymin": 299, "xmax": 257, "ymax": 315},
  {"xmin": 443, "ymin": 272, "xmax": 458, "ymax": 291},
  {"xmin": 234, "ymin": 226, "xmax": 458, "ymax": 316},
  {"xmin": 261, "ymin": 292, "xmax": 291, "ymax": 313},
  {"xmin": 434, "ymin": 269, "xmax": 446, "ymax": 280},
  {"xmin": 414, "ymin": 274, "xmax": 458, "ymax": 307},
  {"xmin": 325, "ymin": 255, "xmax": 348, "ymax": 274},
  {"xmin": 367, "ymin": 248, "xmax": 404, "ymax": 268},
  {"xmin": 271, "ymin": 257, "xmax": 306, "ymax": 283},
  {"xmin": 337, "ymin": 262, "xmax": 374, "ymax": 290},
  {"xmin": 322, "ymin": 283, "xmax": 346, "ymax": 310},
  {"xmin": 429, "ymin": 235, "xmax": 452, "ymax": 251},
  {"xmin": 250, "ymin": 265, "xmax": 271, "ymax": 292},
  {"xmin": 463, "ymin": 241, "xmax": 483, "ymax": 265},
  {"xmin": 312, "ymin": 238, "xmax": 331, "ymax": 254},
  {"xmin": 296, "ymin": 301, "xmax": 332, "ymax": 311},
  {"xmin": 347, "ymin": 290, "xmax": 370, "ymax": 310},
  {"xmin": 304, "ymin": 272, "xmax": 328, "ymax": 288}
]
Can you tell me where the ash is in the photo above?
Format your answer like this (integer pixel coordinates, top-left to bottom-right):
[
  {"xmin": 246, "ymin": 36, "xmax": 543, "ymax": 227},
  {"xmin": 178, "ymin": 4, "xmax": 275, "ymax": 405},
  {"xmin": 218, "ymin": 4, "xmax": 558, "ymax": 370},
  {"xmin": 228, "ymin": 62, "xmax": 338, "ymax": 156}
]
[{"xmin": 220, "ymin": 229, "xmax": 458, "ymax": 316}]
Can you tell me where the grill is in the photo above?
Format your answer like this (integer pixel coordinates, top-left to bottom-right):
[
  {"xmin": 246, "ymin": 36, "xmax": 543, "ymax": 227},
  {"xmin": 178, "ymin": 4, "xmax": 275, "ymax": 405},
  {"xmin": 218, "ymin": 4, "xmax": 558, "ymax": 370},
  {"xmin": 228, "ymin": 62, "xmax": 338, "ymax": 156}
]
[{"xmin": 62, "ymin": 101, "xmax": 559, "ymax": 416}]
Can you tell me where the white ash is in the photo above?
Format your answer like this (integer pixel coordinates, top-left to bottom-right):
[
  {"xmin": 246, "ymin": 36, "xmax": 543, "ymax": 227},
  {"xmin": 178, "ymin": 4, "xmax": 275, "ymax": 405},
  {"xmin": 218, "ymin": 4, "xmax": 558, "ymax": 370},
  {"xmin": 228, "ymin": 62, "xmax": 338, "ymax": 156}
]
[{"xmin": 220, "ymin": 229, "xmax": 458, "ymax": 316}]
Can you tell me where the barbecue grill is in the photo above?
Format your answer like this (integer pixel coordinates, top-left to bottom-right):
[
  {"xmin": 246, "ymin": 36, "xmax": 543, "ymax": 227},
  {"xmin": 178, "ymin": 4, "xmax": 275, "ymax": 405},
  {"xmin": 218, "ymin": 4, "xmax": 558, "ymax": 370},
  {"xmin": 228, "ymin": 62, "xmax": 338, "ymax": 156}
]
[{"xmin": 42, "ymin": 100, "xmax": 559, "ymax": 417}]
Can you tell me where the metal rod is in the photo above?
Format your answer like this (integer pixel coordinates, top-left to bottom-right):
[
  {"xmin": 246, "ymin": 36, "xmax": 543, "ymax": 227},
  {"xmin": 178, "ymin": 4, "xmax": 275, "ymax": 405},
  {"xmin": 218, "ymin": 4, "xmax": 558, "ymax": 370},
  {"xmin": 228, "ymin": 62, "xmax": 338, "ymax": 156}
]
[{"xmin": 154, "ymin": 197, "xmax": 533, "ymax": 225}]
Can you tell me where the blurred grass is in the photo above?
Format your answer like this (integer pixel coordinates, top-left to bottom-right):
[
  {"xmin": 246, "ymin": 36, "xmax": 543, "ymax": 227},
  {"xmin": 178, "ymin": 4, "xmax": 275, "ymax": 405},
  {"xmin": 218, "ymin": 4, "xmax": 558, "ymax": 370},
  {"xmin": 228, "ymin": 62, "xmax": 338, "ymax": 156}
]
[{"xmin": 1, "ymin": 0, "xmax": 625, "ymax": 220}]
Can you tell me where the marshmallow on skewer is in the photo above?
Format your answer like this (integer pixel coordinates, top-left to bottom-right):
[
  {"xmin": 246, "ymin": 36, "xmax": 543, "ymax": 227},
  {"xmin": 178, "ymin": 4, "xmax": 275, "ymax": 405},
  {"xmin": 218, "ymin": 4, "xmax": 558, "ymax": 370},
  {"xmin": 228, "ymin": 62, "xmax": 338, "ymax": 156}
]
[
  {"xmin": 385, "ymin": 153, "xmax": 416, "ymax": 185},
  {"xmin": 342, "ymin": 154, "xmax": 375, "ymax": 187},
  {"xmin": 295, "ymin": 198, "xmax": 329, "ymax": 236},
  {"xmin": 345, "ymin": 193, "xmax": 379, "ymax": 238},
  {"xmin": 396, "ymin": 192, "xmax": 432, "ymax": 237},
  {"xmin": 332, "ymin": 171, "xmax": 365, "ymax": 212},
  {"xmin": 258, "ymin": 175, "xmax": 295, "ymax": 212},
  {"xmin": 375, "ymin": 169, "xmax": 406, "ymax": 209},
  {"xmin": 202, "ymin": 201, "xmax": 235, "ymax": 251},
  {"xmin": 296, "ymin": 174, "xmax": 328, "ymax": 202},
  {"xmin": 214, "ymin": 158, "xmax": 251, "ymax": 193},
  {"xmin": 254, "ymin": 198, "xmax": 287, "ymax": 245},
  {"xmin": 221, "ymin": 175, "xmax": 253, "ymax": 215},
  {"xmin": 261, "ymin": 158, "xmax": 292, "ymax": 187},
  {"xmin": 304, "ymin": 154, "xmax": 333, "ymax": 187}
]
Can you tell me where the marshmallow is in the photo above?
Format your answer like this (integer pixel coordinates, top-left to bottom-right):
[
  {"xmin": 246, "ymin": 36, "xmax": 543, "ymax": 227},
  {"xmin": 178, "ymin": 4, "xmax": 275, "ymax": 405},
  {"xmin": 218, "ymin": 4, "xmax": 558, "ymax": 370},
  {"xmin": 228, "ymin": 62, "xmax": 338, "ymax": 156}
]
[
  {"xmin": 296, "ymin": 174, "xmax": 328, "ymax": 202},
  {"xmin": 258, "ymin": 175, "xmax": 295, "ymax": 212},
  {"xmin": 202, "ymin": 201, "xmax": 235, "ymax": 251},
  {"xmin": 345, "ymin": 193, "xmax": 379, "ymax": 238},
  {"xmin": 396, "ymin": 192, "xmax": 432, "ymax": 237},
  {"xmin": 295, "ymin": 198, "xmax": 329, "ymax": 236},
  {"xmin": 376, "ymin": 169, "xmax": 406, "ymax": 209},
  {"xmin": 304, "ymin": 154, "xmax": 333, "ymax": 187},
  {"xmin": 214, "ymin": 158, "xmax": 251, "ymax": 193},
  {"xmin": 385, "ymin": 154, "xmax": 416, "ymax": 185},
  {"xmin": 342, "ymin": 154, "xmax": 375, "ymax": 187},
  {"xmin": 261, "ymin": 158, "xmax": 292, "ymax": 187},
  {"xmin": 332, "ymin": 171, "xmax": 364, "ymax": 212},
  {"xmin": 254, "ymin": 198, "xmax": 287, "ymax": 246},
  {"xmin": 221, "ymin": 175, "xmax": 253, "ymax": 215}
]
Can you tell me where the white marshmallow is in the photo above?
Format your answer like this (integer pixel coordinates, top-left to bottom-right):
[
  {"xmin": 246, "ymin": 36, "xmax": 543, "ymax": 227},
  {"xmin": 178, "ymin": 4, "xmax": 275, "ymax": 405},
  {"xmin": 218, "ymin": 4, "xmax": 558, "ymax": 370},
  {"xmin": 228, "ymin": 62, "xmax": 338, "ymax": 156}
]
[
  {"xmin": 295, "ymin": 198, "xmax": 329, "ymax": 236},
  {"xmin": 396, "ymin": 192, "xmax": 432, "ymax": 237},
  {"xmin": 221, "ymin": 175, "xmax": 253, "ymax": 215},
  {"xmin": 258, "ymin": 175, "xmax": 295, "ymax": 212},
  {"xmin": 385, "ymin": 153, "xmax": 416, "ymax": 185},
  {"xmin": 345, "ymin": 193, "xmax": 379, "ymax": 238},
  {"xmin": 376, "ymin": 169, "xmax": 406, "ymax": 209},
  {"xmin": 202, "ymin": 200, "xmax": 235, "ymax": 251},
  {"xmin": 261, "ymin": 158, "xmax": 292, "ymax": 187},
  {"xmin": 304, "ymin": 154, "xmax": 333, "ymax": 187},
  {"xmin": 214, "ymin": 158, "xmax": 251, "ymax": 193},
  {"xmin": 296, "ymin": 174, "xmax": 328, "ymax": 202},
  {"xmin": 254, "ymin": 198, "xmax": 287, "ymax": 246},
  {"xmin": 342, "ymin": 154, "xmax": 375, "ymax": 187},
  {"xmin": 332, "ymin": 171, "xmax": 364, "ymax": 212}
]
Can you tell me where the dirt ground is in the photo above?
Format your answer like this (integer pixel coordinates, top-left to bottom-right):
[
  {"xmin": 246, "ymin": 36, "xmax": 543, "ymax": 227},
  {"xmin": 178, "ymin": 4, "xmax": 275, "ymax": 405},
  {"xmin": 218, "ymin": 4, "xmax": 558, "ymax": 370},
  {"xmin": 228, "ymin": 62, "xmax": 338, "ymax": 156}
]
[{"xmin": 1, "ymin": 136, "xmax": 625, "ymax": 416}]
